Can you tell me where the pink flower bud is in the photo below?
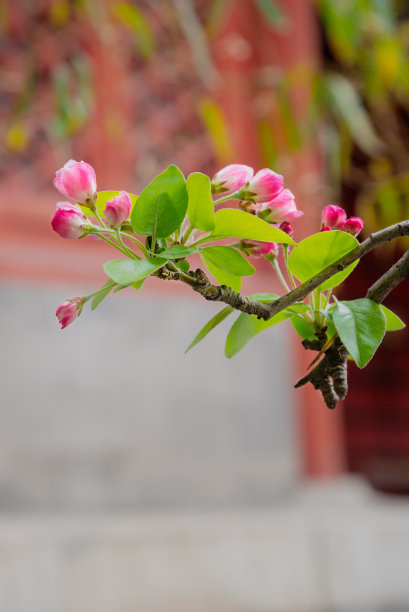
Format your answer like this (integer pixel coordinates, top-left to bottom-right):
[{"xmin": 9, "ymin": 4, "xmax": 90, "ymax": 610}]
[
  {"xmin": 211, "ymin": 164, "xmax": 254, "ymax": 194},
  {"xmin": 320, "ymin": 225, "xmax": 332, "ymax": 232},
  {"xmin": 104, "ymin": 191, "xmax": 132, "ymax": 227},
  {"xmin": 56, "ymin": 201, "xmax": 84, "ymax": 213},
  {"xmin": 341, "ymin": 216, "xmax": 364, "ymax": 236},
  {"xmin": 51, "ymin": 203, "xmax": 90, "ymax": 239},
  {"xmin": 245, "ymin": 241, "xmax": 279, "ymax": 258},
  {"xmin": 56, "ymin": 297, "xmax": 83, "ymax": 329},
  {"xmin": 279, "ymin": 221, "xmax": 294, "ymax": 237},
  {"xmin": 241, "ymin": 168, "xmax": 284, "ymax": 203},
  {"xmin": 53, "ymin": 159, "xmax": 97, "ymax": 205},
  {"xmin": 321, "ymin": 205, "xmax": 347, "ymax": 229},
  {"xmin": 259, "ymin": 189, "xmax": 304, "ymax": 224}
]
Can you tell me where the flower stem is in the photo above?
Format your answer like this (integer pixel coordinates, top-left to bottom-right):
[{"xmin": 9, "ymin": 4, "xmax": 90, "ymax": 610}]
[
  {"xmin": 120, "ymin": 232, "xmax": 149, "ymax": 257},
  {"xmin": 283, "ymin": 245, "xmax": 296, "ymax": 289},
  {"xmin": 213, "ymin": 191, "xmax": 241, "ymax": 207},
  {"xmin": 115, "ymin": 229, "xmax": 140, "ymax": 260},
  {"xmin": 270, "ymin": 259, "xmax": 290, "ymax": 293}
]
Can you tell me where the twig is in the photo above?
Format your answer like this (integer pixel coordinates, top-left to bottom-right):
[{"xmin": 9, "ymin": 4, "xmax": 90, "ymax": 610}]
[{"xmin": 294, "ymin": 246, "xmax": 409, "ymax": 409}]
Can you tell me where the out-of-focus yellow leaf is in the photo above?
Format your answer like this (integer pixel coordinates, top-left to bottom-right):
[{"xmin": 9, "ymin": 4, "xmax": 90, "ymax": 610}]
[
  {"xmin": 198, "ymin": 98, "xmax": 233, "ymax": 162},
  {"xmin": 258, "ymin": 120, "xmax": 277, "ymax": 168},
  {"xmin": 375, "ymin": 38, "xmax": 400, "ymax": 86},
  {"xmin": 113, "ymin": 2, "xmax": 154, "ymax": 58},
  {"xmin": 5, "ymin": 123, "xmax": 29, "ymax": 152},
  {"xmin": 49, "ymin": 0, "xmax": 71, "ymax": 26}
]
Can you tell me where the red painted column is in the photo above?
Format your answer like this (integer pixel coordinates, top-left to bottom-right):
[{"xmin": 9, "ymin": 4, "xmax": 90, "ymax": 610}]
[{"xmin": 211, "ymin": 0, "xmax": 345, "ymax": 476}]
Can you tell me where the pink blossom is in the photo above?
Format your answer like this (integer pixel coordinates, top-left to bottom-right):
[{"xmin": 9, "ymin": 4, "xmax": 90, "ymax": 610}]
[
  {"xmin": 341, "ymin": 216, "xmax": 364, "ymax": 236},
  {"xmin": 321, "ymin": 205, "xmax": 347, "ymax": 229},
  {"xmin": 259, "ymin": 189, "xmax": 304, "ymax": 223},
  {"xmin": 51, "ymin": 203, "xmax": 90, "ymax": 239},
  {"xmin": 56, "ymin": 297, "xmax": 83, "ymax": 329},
  {"xmin": 320, "ymin": 225, "xmax": 332, "ymax": 232},
  {"xmin": 279, "ymin": 221, "xmax": 294, "ymax": 237},
  {"xmin": 53, "ymin": 159, "xmax": 97, "ymax": 205},
  {"xmin": 242, "ymin": 168, "xmax": 284, "ymax": 203},
  {"xmin": 211, "ymin": 164, "xmax": 254, "ymax": 194},
  {"xmin": 104, "ymin": 191, "xmax": 132, "ymax": 227},
  {"xmin": 245, "ymin": 241, "xmax": 279, "ymax": 258}
]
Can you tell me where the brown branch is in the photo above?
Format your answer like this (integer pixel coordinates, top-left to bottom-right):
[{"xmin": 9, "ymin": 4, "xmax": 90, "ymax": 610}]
[
  {"xmin": 166, "ymin": 222, "xmax": 409, "ymax": 409},
  {"xmin": 366, "ymin": 249, "xmax": 409, "ymax": 303},
  {"xmin": 172, "ymin": 221, "xmax": 409, "ymax": 320},
  {"xmin": 295, "ymin": 247, "xmax": 409, "ymax": 409},
  {"xmin": 265, "ymin": 220, "xmax": 409, "ymax": 320}
]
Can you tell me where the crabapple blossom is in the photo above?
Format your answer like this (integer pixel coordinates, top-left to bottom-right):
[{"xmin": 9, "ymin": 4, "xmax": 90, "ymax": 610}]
[
  {"xmin": 53, "ymin": 159, "xmax": 97, "ymax": 206},
  {"xmin": 321, "ymin": 205, "xmax": 347, "ymax": 229},
  {"xmin": 341, "ymin": 216, "xmax": 364, "ymax": 236},
  {"xmin": 51, "ymin": 203, "xmax": 90, "ymax": 239},
  {"xmin": 258, "ymin": 189, "xmax": 303, "ymax": 224},
  {"xmin": 279, "ymin": 221, "xmax": 294, "ymax": 237},
  {"xmin": 104, "ymin": 191, "xmax": 132, "ymax": 227},
  {"xmin": 56, "ymin": 297, "xmax": 83, "ymax": 329},
  {"xmin": 211, "ymin": 164, "xmax": 254, "ymax": 194},
  {"xmin": 240, "ymin": 168, "xmax": 284, "ymax": 203},
  {"xmin": 244, "ymin": 241, "xmax": 279, "ymax": 258}
]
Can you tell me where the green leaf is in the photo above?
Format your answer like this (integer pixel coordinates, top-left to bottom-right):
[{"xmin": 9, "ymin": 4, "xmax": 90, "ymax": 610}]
[
  {"xmin": 200, "ymin": 255, "xmax": 242, "ymax": 292},
  {"xmin": 131, "ymin": 165, "xmax": 188, "ymax": 238},
  {"xmin": 185, "ymin": 292, "xmax": 278, "ymax": 353},
  {"xmin": 91, "ymin": 280, "xmax": 117, "ymax": 310},
  {"xmin": 186, "ymin": 172, "xmax": 215, "ymax": 232},
  {"xmin": 103, "ymin": 257, "xmax": 167, "ymax": 286},
  {"xmin": 332, "ymin": 298, "xmax": 386, "ymax": 368},
  {"xmin": 112, "ymin": 277, "xmax": 146, "ymax": 293},
  {"xmin": 158, "ymin": 245, "xmax": 197, "ymax": 259},
  {"xmin": 200, "ymin": 246, "xmax": 255, "ymax": 276},
  {"xmin": 288, "ymin": 230, "xmax": 359, "ymax": 290},
  {"xmin": 380, "ymin": 304, "xmax": 406, "ymax": 331},
  {"xmin": 185, "ymin": 306, "xmax": 234, "ymax": 353},
  {"xmin": 290, "ymin": 316, "xmax": 317, "ymax": 341},
  {"xmin": 225, "ymin": 310, "xmax": 289, "ymax": 358},
  {"xmin": 209, "ymin": 209, "xmax": 295, "ymax": 245},
  {"xmin": 81, "ymin": 190, "xmax": 138, "ymax": 218},
  {"xmin": 176, "ymin": 259, "xmax": 190, "ymax": 273}
]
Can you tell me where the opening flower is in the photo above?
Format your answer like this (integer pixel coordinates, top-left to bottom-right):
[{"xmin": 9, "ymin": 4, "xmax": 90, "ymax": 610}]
[
  {"xmin": 239, "ymin": 168, "xmax": 284, "ymax": 203},
  {"xmin": 321, "ymin": 205, "xmax": 347, "ymax": 229},
  {"xmin": 211, "ymin": 164, "xmax": 254, "ymax": 194},
  {"xmin": 51, "ymin": 202, "xmax": 90, "ymax": 239},
  {"xmin": 258, "ymin": 189, "xmax": 303, "ymax": 224},
  {"xmin": 104, "ymin": 191, "xmax": 132, "ymax": 227},
  {"xmin": 53, "ymin": 159, "xmax": 97, "ymax": 206},
  {"xmin": 56, "ymin": 297, "xmax": 83, "ymax": 329},
  {"xmin": 341, "ymin": 216, "xmax": 364, "ymax": 236}
]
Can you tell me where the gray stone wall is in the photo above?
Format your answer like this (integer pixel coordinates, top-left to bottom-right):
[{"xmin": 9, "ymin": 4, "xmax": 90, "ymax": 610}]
[{"xmin": 0, "ymin": 282, "xmax": 299, "ymax": 513}]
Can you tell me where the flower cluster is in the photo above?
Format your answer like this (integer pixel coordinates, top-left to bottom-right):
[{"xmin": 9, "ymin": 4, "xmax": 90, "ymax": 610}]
[
  {"xmin": 211, "ymin": 164, "xmax": 303, "ymax": 224},
  {"xmin": 320, "ymin": 205, "xmax": 364, "ymax": 237},
  {"xmin": 52, "ymin": 159, "xmax": 365, "ymax": 329},
  {"xmin": 51, "ymin": 160, "xmax": 132, "ymax": 239}
]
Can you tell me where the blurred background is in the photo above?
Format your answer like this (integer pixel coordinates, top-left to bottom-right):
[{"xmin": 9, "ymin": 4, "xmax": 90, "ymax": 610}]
[{"xmin": 1, "ymin": 0, "xmax": 409, "ymax": 610}]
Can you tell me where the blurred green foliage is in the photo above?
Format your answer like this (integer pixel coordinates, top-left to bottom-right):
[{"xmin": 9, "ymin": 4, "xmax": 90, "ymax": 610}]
[{"xmin": 2, "ymin": 0, "xmax": 409, "ymax": 240}]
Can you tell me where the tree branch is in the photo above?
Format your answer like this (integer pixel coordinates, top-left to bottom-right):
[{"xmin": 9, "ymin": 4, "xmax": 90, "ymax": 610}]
[
  {"xmin": 294, "ymin": 245, "xmax": 409, "ymax": 409},
  {"xmin": 164, "ymin": 221, "xmax": 409, "ymax": 410},
  {"xmin": 171, "ymin": 221, "xmax": 409, "ymax": 319},
  {"xmin": 265, "ymin": 220, "xmax": 409, "ymax": 319},
  {"xmin": 366, "ymin": 248, "xmax": 409, "ymax": 303}
]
